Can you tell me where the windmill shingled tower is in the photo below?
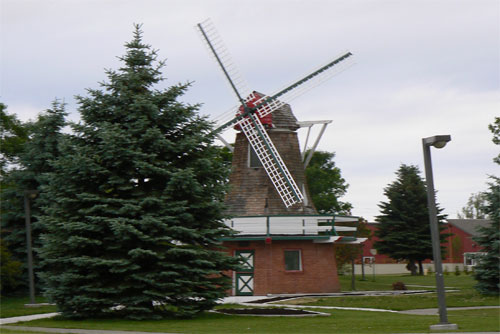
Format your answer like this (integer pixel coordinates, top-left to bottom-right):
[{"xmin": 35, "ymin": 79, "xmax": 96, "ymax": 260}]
[{"xmin": 225, "ymin": 92, "xmax": 316, "ymax": 216}]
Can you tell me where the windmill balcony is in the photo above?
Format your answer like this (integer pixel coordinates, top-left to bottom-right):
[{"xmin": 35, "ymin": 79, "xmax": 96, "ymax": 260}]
[{"xmin": 222, "ymin": 215, "xmax": 365, "ymax": 244}]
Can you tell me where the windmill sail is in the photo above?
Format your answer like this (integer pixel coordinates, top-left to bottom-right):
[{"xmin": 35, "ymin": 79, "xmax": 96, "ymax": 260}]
[
  {"xmin": 211, "ymin": 51, "xmax": 354, "ymax": 132},
  {"xmin": 238, "ymin": 113, "xmax": 304, "ymax": 207},
  {"xmin": 196, "ymin": 19, "xmax": 353, "ymax": 208},
  {"xmin": 196, "ymin": 19, "xmax": 250, "ymax": 103}
]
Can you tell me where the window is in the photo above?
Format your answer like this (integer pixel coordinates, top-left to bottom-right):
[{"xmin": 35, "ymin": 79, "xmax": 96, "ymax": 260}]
[
  {"xmin": 248, "ymin": 145, "xmax": 262, "ymax": 168},
  {"xmin": 464, "ymin": 252, "xmax": 486, "ymax": 266},
  {"xmin": 284, "ymin": 250, "xmax": 302, "ymax": 271}
]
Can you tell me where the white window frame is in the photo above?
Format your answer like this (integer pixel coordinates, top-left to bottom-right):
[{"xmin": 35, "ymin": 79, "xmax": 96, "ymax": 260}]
[{"xmin": 463, "ymin": 252, "xmax": 487, "ymax": 266}]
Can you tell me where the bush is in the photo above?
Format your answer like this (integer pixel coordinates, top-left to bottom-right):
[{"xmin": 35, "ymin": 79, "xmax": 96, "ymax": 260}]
[
  {"xmin": 444, "ymin": 267, "xmax": 450, "ymax": 275},
  {"xmin": 0, "ymin": 240, "xmax": 22, "ymax": 295},
  {"xmin": 392, "ymin": 281, "xmax": 407, "ymax": 290},
  {"xmin": 454, "ymin": 266, "xmax": 461, "ymax": 276},
  {"xmin": 464, "ymin": 266, "xmax": 470, "ymax": 275}
]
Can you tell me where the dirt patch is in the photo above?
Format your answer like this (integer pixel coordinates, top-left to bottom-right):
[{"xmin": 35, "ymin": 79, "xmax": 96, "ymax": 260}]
[{"xmin": 216, "ymin": 308, "xmax": 329, "ymax": 317}]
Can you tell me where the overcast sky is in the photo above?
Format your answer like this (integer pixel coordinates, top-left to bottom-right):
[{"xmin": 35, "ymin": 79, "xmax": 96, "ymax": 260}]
[{"xmin": 1, "ymin": 0, "xmax": 498, "ymax": 221}]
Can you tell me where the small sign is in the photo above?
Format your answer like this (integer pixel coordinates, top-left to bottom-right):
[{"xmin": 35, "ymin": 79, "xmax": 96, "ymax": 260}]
[{"xmin": 370, "ymin": 249, "xmax": 377, "ymax": 256}]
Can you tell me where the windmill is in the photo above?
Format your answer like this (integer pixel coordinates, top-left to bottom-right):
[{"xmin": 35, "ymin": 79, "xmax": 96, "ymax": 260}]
[{"xmin": 196, "ymin": 19, "xmax": 353, "ymax": 208}]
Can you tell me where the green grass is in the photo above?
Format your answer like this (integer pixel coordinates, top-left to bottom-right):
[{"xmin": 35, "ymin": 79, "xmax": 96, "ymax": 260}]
[
  {"xmin": 286, "ymin": 274, "xmax": 499, "ymax": 310},
  {"xmin": 8, "ymin": 308, "xmax": 499, "ymax": 333},
  {"xmin": 0, "ymin": 296, "xmax": 57, "ymax": 318},
  {"xmin": 281, "ymin": 291, "xmax": 499, "ymax": 310},
  {"xmin": 337, "ymin": 273, "xmax": 477, "ymax": 291},
  {"xmin": 2, "ymin": 276, "xmax": 499, "ymax": 333}
]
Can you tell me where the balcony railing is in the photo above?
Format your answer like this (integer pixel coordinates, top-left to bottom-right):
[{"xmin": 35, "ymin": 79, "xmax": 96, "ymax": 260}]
[{"xmin": 223, "ymin": 215, "xmax": 359, "ymax": 237}]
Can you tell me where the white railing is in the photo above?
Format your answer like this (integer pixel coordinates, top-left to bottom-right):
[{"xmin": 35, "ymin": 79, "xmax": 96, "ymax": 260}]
[{"xmin": 223, "ymin": 215, "xmax": 358, "ymax": 236}]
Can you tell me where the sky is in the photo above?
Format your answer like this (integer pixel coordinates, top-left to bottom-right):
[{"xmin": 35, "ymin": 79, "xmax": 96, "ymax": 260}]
[{"xmin": 1, "ymin": 0, "xmax": 499, "ymax": 221}]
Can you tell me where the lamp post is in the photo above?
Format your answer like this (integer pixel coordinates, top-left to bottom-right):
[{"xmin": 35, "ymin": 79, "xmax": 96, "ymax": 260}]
[
  {"xmin": 24, "ymin": 190, "xmax": 39, "ymax": 305},
  {"xmin": 422, "ymin": 135, "xmax": 458, "ymax": 331}
]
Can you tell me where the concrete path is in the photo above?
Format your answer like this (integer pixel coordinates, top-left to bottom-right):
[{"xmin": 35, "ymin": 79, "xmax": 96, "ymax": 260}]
[
  {"xmin": 0, "ymin": 313, "xmax": 60, "ymax": 325},
  {"xmin": 399, "ymin": 305, "xmax": 500, "ymax": 315}
]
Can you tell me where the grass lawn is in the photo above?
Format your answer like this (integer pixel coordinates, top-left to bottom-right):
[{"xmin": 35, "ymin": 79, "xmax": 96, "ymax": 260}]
[
  {"xmin": 337, "ymin": 272, "xmax": 477, "ymax": 291},
  {"xmin": 286, "ymin": 274, "xmax": 499, "ymax": 310},
  {"xmin": 8, "ymin": 308, "xmax": 499, "ymax": 333},
  {"xmin": 2, "ymin": 275, "xmax": 498, "ymax": 333},
  {"xmin": 0, "ymin": 296, "xmax": 57, "ymax": 318}
]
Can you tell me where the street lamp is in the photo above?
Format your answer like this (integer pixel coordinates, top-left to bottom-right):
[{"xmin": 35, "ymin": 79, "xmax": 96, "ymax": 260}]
[
  {"xmin": 422, "ymin": 135, "xmax": 458, "ymax": 331},
  {"xmin": 24, "ymin": 189, "xmax": 39, "ymax": 306}
]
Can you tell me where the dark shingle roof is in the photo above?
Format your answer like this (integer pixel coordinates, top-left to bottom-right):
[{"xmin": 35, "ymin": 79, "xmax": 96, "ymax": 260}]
[{"xmin": 447, "ymin": 219, "xmax": 493, "ymax": 237}]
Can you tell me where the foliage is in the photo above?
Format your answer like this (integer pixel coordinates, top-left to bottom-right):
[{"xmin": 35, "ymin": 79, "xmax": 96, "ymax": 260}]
[
  {"xmin": 0, "ymin": 103, "xmax": 30, "ymax": 176},
  {"xmin": 374, "ymin": 164, "xmax": 448, "ymax": 275},
  {"xmin": 391, "ymin": 281, "xmax": 407, "ymax": 290},
  {"xmin": 488, "ymin": 116, "xmax": 500, "ymax": 165},
  {"xmin": 305, "ymin": 150, "xmax": 352, "ymax": 215},
  {"xmin": 334, "ymin": 219, "xmax": 372, "ymax": 270},
  {"xmin": 0, "ymin": 240, "xmax": 22, "ymax": 294},
  {"xmin": 0, "ymin": 100, "xmax": 67, "ymax": 292},
  {"xmin": 472, "ymin": 117, "xmax": 500, "ymax": 295},
  {"xmin": 457, "ymin": 192, "xmax": 488, "ymax": 219},
  {"xmin": 39, "ymin": 25, "xmax": 239, "ymax": 320}
]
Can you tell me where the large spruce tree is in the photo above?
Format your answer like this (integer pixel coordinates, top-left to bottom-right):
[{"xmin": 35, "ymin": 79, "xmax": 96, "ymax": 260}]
[
  {"xmin": 374, "ymin": 164, "xmax": 447, "ymax": 275},
  {"xmin": 39, "ymin": 26, "xmax": 238, "ymax": 319},
  {"xmin": 473, "ymin": 117, "xmax": 500, "ymax": 295}
]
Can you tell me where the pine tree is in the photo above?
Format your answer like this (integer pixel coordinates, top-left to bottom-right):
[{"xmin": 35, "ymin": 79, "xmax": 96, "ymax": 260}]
[
  {"xmin": 0, "ymin": 100, "xmax": 67, "ymax": 293},
  {"xmin": 374, "ymin": 164, "xmax": 448, "ymax": 275},
  {"xmin": 39, "ymin": 25, "xmax": 238, "ymax": 319},
  {"xmin": 473, "ymin": 117, "xmax": 500, "ymax": 295}
]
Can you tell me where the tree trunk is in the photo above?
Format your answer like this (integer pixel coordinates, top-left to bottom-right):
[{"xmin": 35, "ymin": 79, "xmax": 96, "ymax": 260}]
[
  {"xmin": 418, "ymin": 260, "xmax": 424, "ymax": 275},
  {"xmin": 406, "ymin": 260, "xmax": 417, "ymax": 275}
]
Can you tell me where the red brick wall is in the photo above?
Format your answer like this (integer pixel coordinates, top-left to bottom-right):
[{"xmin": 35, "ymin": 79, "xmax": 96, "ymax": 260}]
[{"xmin": 223, "ymin": 239, "xmax": 340, "ymax": 295}]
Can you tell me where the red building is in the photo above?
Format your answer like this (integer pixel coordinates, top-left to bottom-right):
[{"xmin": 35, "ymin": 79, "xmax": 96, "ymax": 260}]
[{"xmin": 359, "ymin": 219, "xmax": 491, "ymax": 271}]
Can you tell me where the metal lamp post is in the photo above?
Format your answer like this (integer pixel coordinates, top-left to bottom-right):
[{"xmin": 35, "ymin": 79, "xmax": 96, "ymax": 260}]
[
  {"xmin": 24, "ymin": 189, "xmax": 39, "ymax": 306},
  {"xmin": 422, "ymin": 135, "xmax": 458, "ymax": 331}
]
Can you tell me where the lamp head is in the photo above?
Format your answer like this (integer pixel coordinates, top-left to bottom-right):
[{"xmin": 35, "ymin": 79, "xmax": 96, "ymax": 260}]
[{"xmin": 423, "ymin": 135, "xmax": 451, "ymax": 149}]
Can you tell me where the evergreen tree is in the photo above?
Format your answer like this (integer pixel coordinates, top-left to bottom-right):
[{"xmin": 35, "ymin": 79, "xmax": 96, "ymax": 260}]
[
  {"xmin": 305, "ymin": 150, "xmax": 352, "ymax": 214},
  {"xmin": 473, "ymin": 117, "xmax": 500, "ymax": 295},
  {"xmin": 39, "ymin": 26, "xmax": 238, "ymax": 320},
  {"xmin": 374, "ymin": 164, "xmax": 448, "ymax": 275},
  {"xmin": 0, "ymin": 100, "xmax": 67, "ymax": 292}
]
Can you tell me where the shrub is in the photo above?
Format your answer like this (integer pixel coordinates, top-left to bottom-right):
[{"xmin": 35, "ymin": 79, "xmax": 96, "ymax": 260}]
[
  {"xmin": 0, "ymin": 241, "xmax": 22, "ymax": 295},
  {"xmin": 454, "ymin": 266, "xmax": 461, "ymax": 276},
  {"xmin": 392, "ymin": 281, "xmax": 407, "ymax": 290},
  {"xmin": 464, "ymin": 266, "xmax": 470, "ymax": 275}
]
